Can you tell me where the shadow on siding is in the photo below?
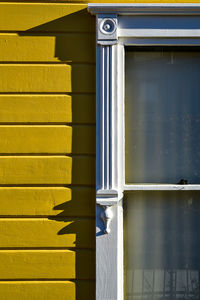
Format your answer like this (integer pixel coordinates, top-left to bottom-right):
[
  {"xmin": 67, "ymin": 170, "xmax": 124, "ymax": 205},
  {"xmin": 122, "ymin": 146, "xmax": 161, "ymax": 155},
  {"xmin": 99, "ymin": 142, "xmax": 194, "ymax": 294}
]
[{"xmin": 18, "ymin": 8, "xmax": 96, "ymax": 300}]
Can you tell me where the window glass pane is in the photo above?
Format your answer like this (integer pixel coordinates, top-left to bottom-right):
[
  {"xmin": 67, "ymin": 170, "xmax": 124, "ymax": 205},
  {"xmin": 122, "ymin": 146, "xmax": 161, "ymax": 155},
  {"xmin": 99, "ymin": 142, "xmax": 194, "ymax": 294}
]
[
  {"xmin": 125, "ymin": 48, "xmax": 200, "ymax": 184},
  {"xmin": 124, "ymin": 191, "xmax": 200, "ymax": 300}
]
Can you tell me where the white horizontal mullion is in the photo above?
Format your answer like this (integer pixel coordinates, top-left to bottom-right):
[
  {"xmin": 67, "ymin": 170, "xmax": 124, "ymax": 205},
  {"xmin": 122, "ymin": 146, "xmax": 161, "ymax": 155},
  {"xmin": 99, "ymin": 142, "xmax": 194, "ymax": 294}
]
[
  {"xmin": 119, "ymin": 29, "xmax": 200, "ymax": 38},
  {"xmin": 124, "ymin": 184, "xmax": 200, "ymax": 191},
  {"xmin": 121, "ymin": 37, "xmax": 200, "ymax": 46}
]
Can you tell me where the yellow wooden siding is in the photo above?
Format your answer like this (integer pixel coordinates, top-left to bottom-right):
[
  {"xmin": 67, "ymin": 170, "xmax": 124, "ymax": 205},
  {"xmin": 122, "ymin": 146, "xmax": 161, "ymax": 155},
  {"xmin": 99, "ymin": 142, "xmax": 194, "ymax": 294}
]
[
  {"xmin": 0, "ymin": 187, "xmax": 95, "ymax": 217},
  {"xmin": 0, "ymin": 281, "xmax": 95, "ymax": 300},
  {"xmin": 0, "ymin": 156, "xmax": 95, "ymax": 185},
  {"xmin": 0, "ymin": 3, "xmax": 96, "ymax": 299},
  {"xmin": 0, "ymin": 250, "xmax": 95, "ymax": 279},
  {"xmin": 0, "ymin": 33, "xmax": 95, "ymax": 63},
  {"xmin": 0, "ymin": 219, "xmax": 95, "ymax": 248},
  {"xmin": 0, "ymin": 126, "xmax": 95, "ymax": 154},
  {"xmin": 0, "ymin": 95, "xmax": 95, "ymax": 124},
  {"xmin": 0, "ymin": 3, "xmax": 94, "ymax": 32},
  {"xmin": 0, "ymin": 64, "xmax": 95, "ymax": 93}
]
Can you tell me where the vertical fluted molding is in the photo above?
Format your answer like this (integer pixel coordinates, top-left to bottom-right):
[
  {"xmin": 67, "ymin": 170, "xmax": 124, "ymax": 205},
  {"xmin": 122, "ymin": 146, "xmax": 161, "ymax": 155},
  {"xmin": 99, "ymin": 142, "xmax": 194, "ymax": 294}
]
[{"xmin": 96, "ymin": 44, "xmax": 118, "ymax": 200}]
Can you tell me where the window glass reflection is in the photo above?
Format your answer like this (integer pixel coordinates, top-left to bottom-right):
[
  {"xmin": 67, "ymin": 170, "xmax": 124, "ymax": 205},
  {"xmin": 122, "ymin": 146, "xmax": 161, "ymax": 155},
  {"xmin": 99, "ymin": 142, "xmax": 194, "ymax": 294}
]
[
  {"xmin": 124, "ymin": 191, "xmax": 200, "ymax": 300},
  {"xmin": 125, "ymin": 48, "xmax": 200, "ymax": 183}
]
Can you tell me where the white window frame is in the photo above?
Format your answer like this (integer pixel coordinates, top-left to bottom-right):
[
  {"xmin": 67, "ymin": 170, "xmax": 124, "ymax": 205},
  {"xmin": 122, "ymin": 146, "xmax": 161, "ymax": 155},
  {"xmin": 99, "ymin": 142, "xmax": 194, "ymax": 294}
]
[{"xmin": 88, "ymin": 4, "xmax": 200, "ymax": 300}]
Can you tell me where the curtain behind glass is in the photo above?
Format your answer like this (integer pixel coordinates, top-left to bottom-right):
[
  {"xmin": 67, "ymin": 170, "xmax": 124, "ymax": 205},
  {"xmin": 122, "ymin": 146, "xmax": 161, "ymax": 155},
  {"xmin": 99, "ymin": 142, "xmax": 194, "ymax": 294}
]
[{"xmin": 125, "ymin": 50, "xmax": 200, "ymax": 184}]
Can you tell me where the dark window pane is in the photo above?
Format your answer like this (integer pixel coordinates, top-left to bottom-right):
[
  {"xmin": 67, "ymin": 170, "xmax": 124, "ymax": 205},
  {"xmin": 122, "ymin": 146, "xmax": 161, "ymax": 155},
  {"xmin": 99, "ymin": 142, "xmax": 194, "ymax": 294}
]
[
  {"xmin": 124, "ymin": 191, "xmax": 200, "ymax": 300},
  {"xmin": 125, "ymin": 49, "xmax": 200, "ymax": 183}
]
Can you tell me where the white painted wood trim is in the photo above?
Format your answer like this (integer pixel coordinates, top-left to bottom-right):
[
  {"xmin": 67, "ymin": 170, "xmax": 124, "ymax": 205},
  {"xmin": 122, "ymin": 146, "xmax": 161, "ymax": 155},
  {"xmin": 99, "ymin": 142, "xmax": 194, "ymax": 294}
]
[
  {"xmin": 96, "ymin": 43, "xmax": 122, "ymax": 204},
  {"xmin": 121, "ymin": 37, "xmax": 200, "ymax": 46},
  {"xmin": 124, "ymin": 184, "xmax": 200, "ymax": 191},
  {"xmin": 95, "ymin": 17, "xmax": 124, "ymax": 299},
  {"xmin": 118, "ymin": 44, "xmax": 125, "ymax": 200},
  {"xmin": 88, "ymin": 3, "xmax": 200, "ymax": 15},
  {"xmin": 96, "ymin": 202, "xmax": 123, "ymax": 299},
  {"xmin": 88, "ymin": 4, "xmax": 200, "ymax": 300},
  {"xmin": 119, "ymin": 29, "xmax": 200, "ymax": 38}
]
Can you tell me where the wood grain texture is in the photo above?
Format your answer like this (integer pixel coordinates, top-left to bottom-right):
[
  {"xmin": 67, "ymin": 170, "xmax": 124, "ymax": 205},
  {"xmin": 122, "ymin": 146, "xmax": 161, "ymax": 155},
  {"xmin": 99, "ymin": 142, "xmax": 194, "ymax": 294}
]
[
  {"xmin": 0, "ymin": 187, "xmax": 95, "ymax": 217},
  {"xmin": 0, "ymin": 64, "xmax": 95, "ymax": 93},
  {"xmin": 0, "ymin": 281, "xmax": 95, "ymax": 300},
  {"xmin": 0, "ymin": 250, "xmax": 95, "ymax": 279},
  {"xmin": 0, "ymin": 95, "xmax": 95, "ymax": 124},
  {"xmin": 0, "ymin": 156, "xmax": 95, "ymax": 185},
  {"xmin": 0, "ymin": 125, "xmax": 95, "ymax": 154},
  {"xmin": 0, "ymin": 33, "xmax": 95, "ymax": 63},
  {"xmin": 0, "ymin": 3, "xmax": 94, "ymax": 32},
  {"xmin": 0, "ymin": 218, "xmax": 95, "ymax": 248}
]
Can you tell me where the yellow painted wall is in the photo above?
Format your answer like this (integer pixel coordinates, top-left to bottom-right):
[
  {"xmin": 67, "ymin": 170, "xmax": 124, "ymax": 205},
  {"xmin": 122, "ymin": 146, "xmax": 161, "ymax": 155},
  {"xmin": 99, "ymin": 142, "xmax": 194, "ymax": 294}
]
[
  {"xmin": 0, "ymin": 2, "xmax": 95, "ymax": 299},
  {"xmin": 0, "ymin": 0, "xmax": 198, "ymax": 299}
]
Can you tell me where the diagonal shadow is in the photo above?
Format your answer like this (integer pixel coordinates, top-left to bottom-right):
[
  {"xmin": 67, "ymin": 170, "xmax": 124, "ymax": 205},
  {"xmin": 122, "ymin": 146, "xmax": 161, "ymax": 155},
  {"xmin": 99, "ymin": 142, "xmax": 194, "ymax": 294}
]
[
  {"xmin": 24, "ymin": 9, "xmax": 95, "ymax": 33},
  {"xmin": 17, "ymin": 8, "xmax": 96, "ymax": 299}
]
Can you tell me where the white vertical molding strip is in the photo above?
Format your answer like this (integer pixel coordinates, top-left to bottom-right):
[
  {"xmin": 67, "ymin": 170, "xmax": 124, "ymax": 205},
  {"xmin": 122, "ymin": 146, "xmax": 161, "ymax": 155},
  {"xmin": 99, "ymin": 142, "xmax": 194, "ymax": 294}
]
[
  {"xmin": 96, "ymin": 42, "xmax": 124, "ymax": 299},
  {"xmin": 96, "ymin": 39, "xmax": 122, "ymax": 300},
  {"xmin": 117, "ymin": 44, "xmax": 125, "ymax": 300},
  {"xmin": 96, "ymin": 14, "xmax": 120, "ymax": 203},
  {"xmin": 94, "ymin": 11, "xmax": 124, "ymax": 300},
  {"xmin": 95, "ymin": 13, "xmax": 122, "ymax": 206}
]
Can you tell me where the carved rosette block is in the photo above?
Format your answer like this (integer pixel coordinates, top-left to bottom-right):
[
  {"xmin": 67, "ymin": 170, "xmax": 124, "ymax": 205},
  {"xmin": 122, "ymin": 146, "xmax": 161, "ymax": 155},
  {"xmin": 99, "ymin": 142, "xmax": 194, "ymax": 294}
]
[{"xmin": 97, "ymin": 15, "xmax": 118, "ymax": 45}]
